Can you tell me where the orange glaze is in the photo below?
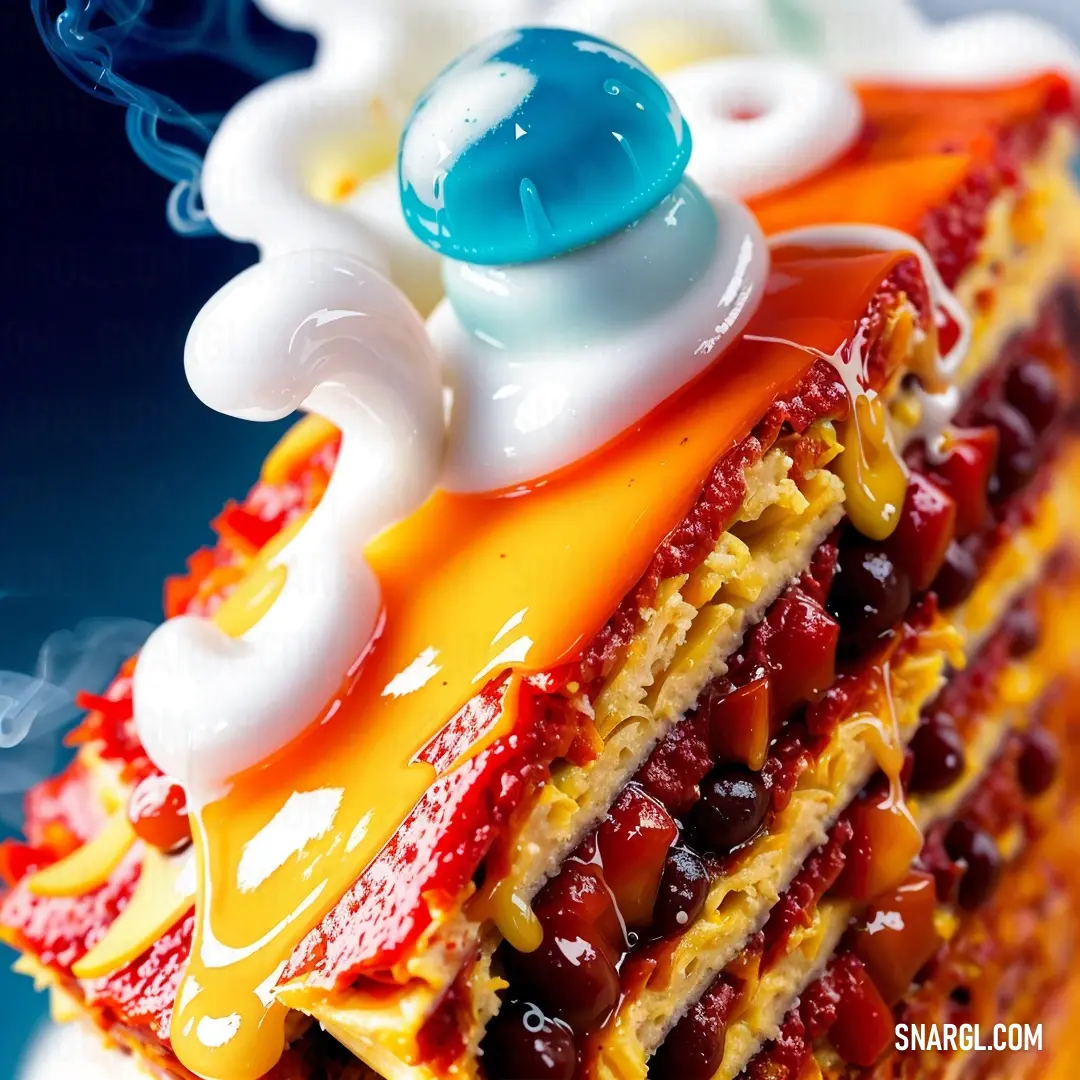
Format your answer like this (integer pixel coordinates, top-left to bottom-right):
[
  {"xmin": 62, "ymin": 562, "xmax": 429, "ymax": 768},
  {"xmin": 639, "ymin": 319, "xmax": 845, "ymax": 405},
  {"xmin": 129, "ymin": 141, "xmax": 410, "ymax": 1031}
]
[
  {"xmin": 751, "ymin": 74, "xmax": 1070, "ymax": 239},
  {"xmin": 170, "ymin": 245, "xmax": 907, "ymax": 1080}
]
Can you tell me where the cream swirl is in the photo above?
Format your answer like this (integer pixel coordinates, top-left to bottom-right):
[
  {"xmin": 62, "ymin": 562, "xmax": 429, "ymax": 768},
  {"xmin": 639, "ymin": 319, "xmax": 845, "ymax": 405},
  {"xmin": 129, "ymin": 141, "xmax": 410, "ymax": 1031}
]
[{"xmin": 133, "ymin": 251, "xmax": 444, "ymax": 797}]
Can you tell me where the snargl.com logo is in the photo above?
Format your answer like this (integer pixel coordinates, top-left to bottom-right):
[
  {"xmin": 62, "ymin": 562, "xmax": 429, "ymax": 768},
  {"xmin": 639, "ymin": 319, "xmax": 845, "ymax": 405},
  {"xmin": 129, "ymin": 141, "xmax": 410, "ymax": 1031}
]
[{"xmin": 894, "ymin": 1024, "xmax": 1043, "ymax": 1054}]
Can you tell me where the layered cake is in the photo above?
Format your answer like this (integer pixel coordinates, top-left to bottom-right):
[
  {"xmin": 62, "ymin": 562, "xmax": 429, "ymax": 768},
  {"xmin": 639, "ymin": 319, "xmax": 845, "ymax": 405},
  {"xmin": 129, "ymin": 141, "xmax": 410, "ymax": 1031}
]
[{"xmin": 6, "ymin": 11, "xmax": 1080, "ymax": 1080}]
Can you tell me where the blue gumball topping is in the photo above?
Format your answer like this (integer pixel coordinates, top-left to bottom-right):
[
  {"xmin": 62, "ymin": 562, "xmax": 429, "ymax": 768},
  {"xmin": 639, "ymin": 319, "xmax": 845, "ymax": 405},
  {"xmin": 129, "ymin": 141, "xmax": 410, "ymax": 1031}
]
[{"xmin": 399, "ymin": 27, "xmax": 692, "ymax": 266}]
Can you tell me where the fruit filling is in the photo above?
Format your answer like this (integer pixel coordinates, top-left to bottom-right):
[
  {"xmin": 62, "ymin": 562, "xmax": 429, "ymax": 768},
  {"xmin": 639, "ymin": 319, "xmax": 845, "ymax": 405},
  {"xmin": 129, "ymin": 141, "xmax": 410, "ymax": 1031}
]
[
  {"xmin": 479, "ymin": 287, "xmax": 1079, "ymax": 1078},
  {"xmin": 741, "ymin": 687, "xmax": 1069, "ymax": 1080},
  {"xmin": 661, "ymin": 585, "xmax": 1069, "ymax": 1080}
]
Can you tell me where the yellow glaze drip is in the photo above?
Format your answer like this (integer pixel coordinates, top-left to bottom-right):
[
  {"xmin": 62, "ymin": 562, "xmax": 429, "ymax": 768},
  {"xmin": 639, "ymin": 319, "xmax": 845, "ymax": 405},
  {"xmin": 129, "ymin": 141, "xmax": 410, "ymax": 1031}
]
[
  {"xmin": 167, "ymin": 247, "xmax": 909, "ymax": 1080},
  {"xmin": 212, "ymin": 565, "xmax": 287, "ymax": 640},
  {"xmin": 834, "ymin": 393, "xmax": 909, "ymax": 541},
  {"xmin": 847, "ymin": 710, "xmax": 906, "ymax": 798},
  {"xmin": 72, "ymin": 848, "xmax": 195, "ymax": 979},
  {"xmin": 27, "ymin": 812, "xmax": 135, "ymax": 898},
  {"xmin": 211, "ymin": 516, "xmax": 308, "ymax": 638},
  {"xmin": 469, "ymin": 872, "xmax": 544, "ymax": 955}
]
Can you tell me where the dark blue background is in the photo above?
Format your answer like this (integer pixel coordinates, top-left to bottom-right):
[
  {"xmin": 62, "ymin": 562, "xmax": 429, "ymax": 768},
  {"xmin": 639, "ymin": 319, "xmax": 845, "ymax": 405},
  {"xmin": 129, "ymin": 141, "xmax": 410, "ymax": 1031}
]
[{"xmin": 0, "ymin": 6, "xmax": 299, "ymax": 1071}]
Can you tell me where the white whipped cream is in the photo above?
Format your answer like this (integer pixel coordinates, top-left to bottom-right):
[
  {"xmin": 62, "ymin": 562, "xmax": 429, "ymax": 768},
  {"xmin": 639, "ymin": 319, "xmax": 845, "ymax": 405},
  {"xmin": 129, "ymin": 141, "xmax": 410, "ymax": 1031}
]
[
  {"xmin": 19, "ymin": 1023, "xmax": 145, "ymax": 1080},
  {"xmin": 432, "ymin": 185, "xmax": 769, "ymax": 491},
  {"xmin": 545, "ymin": 0, "xmax": 781, "ymax": 61},
  {"xmin": 133, "ymin": 251, "xmax": 444, "ymax": 797},
  {"xmin": 804, "ymin": 0, "xmax": 1080, "ymax": 86},
  {"xmin": 203, "ymin": 0, "xmax": 547, "ymax": 309}
]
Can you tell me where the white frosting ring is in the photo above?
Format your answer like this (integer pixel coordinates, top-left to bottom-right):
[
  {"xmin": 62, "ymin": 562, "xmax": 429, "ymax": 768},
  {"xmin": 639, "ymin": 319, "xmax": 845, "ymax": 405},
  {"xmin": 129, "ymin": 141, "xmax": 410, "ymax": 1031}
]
[
  {"xmin": 808, "ymin": 2, "xmax": 1080, "ymax": 87},
  {"xmin": 668, "ymin": 56, "xmax": 863, "ymax": 200},
  {"xmin": 134, "ymin": 251, "xmax": 444, "ymax": 796}
]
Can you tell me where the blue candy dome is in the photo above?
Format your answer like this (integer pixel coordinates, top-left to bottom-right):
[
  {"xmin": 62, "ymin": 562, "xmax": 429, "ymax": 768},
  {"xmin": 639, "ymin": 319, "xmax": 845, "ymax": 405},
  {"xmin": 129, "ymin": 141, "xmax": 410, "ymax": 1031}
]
[{"xmin": 398, "ymin": 27, "xmax": 692, "ymax": 265}]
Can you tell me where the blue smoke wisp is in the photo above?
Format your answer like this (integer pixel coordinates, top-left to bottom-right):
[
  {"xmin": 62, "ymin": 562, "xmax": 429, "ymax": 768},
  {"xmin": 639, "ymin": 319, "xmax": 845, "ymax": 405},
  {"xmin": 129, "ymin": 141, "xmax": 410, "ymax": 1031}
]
[
  {"xmin": 0, "ymin": 618, "xmax": 155, "ymax": 826},
  {"xmin": 31, "ymin": 0, "xmax": 312, "ymax": 236}
]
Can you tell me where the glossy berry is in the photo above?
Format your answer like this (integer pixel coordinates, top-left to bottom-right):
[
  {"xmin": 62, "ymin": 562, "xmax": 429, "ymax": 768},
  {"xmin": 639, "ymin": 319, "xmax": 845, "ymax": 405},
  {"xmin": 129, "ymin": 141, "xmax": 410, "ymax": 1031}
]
[
  {"xmin": 689, "ymin": 765, "xmax": 769, "ymax": 856},
  {"xmin": 482, "ymin": 1000, "xmax": 577, "ymax": 1080},
  {"xmin": 707, "ymin": 676, "xmax": 772, "ymax": 770},
  {"xmin": 852, "ymin": 871, "xmax": 941, "ymax": 1005},
  {"xmin": 534, "ymin": 862, "xmax": 622, "ymax": 954},
  {"xmin": 1005, "ymin": 357, "xmax": 1059, "ymax": 431},
  {"xmin": 931, "ymin": 540, "xmax": 980, "ymax": 609},
  {"xmin": 597, "ymin": 785, "xmax": 677, "ymax": 927},
  {"xmin": 128, "ymin": 775, "xmax": 191, "ymax": 852},
  {"xmin": 651, "ymin": 847, "xmax": 710, "ymax": 937},
  {"xmin": 944, "ymin": 821, "xmax": 1001, "ymax": 911},
  {"xmin": 510, "ymin": 911, "xmax": 620, "ymax": 1029},
  {"xmin": 833, "ymin": 793, "xmax": 923, "ymax": 902},
  {"xmin": 884, "ymin": 473, "xmax": 957, "ymax": 593},
  {"xmin": 1004, "ymin": 605, "xmax": 1040, "ymax": 659},
  {"xmin": 650, "ymin": 980, "xmax": 738, "ymax": 1080},
  {"xmin": 830, "ymin": 543, "xmax": 911, "ymax": 656},
  {"xmin": 908, "ymin": 715, "xmax": 965, "ymax": 795},
  {"xmin": 927, "ymin": 427, "xmax": 997, "ymax": 538},
  {"xmin": 826, "ymin": 956, "xmax": 894, "ymax": 1066},
  {"xmin": 1017, "ymin": 728, "xmax": 1059, "ymax": 797},
  {"xmin": 980, "ymin": 400, "xmax": 1039, "ymax": 500}
]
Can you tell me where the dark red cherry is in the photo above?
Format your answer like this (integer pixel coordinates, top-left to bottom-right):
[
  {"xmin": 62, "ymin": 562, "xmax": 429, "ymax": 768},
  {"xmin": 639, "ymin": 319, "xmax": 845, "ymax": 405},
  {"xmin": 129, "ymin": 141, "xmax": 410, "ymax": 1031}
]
[
  {"xmin": 651, "ymin": 847, "xmax": 710, "ymax": 938},
  {"xmin": 830, "ymin": 543, "xmax": 912, "ymax": 656},
  {"xmin": 1017, "ymin": 728, "xmax": 1058, "ymax": 797},
  {"xmin": 931, "ymin": 539, "xmax": 980, "ymax": 609},
  {"xmin": 650, "ymin": 980, "xmax": 737, "ymax": 1080},
  {"xmin": 980, "ymin": 400, "xmax": 1039, "ymax": 500},
  {"xmin": 689, "ymin": 765, "xmax": 769, "ymax": 856},
  {"xmin": 1005, "ymin": 357, "xmax": 1059, "ymax": 431},
  {"xmin": 481, "ymin": 1000, "xmax": 577, "ymax": 1080},
  {"xmin": 884, "ymin": 473, "xmax": 957, "ymax": 593},
  {"xmin": 509, "ymin": 914, "xmax": 620, "ymax": 1030},
  {"xmin": 908, "ymin": 715, "xmax": 965, "ymax": 795},
  {"xmin": 944, "ymin": 821, "xmax": 1001, "ymax": 911},
  {"xmin": 1003, "ymin": 605, "xmax": 1040, "ymax": 659},
  {"xmin": 927, "ymin": 427, "xmax": 997, "ymax": 537}
]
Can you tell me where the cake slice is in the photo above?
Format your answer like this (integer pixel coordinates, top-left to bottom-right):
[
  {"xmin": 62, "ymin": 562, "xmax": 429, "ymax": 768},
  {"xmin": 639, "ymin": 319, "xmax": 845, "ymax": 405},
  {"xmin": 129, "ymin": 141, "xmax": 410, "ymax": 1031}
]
[{"xmin": 2, "ymin": 20, "xmax": 1080, "ymax": 1080}]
